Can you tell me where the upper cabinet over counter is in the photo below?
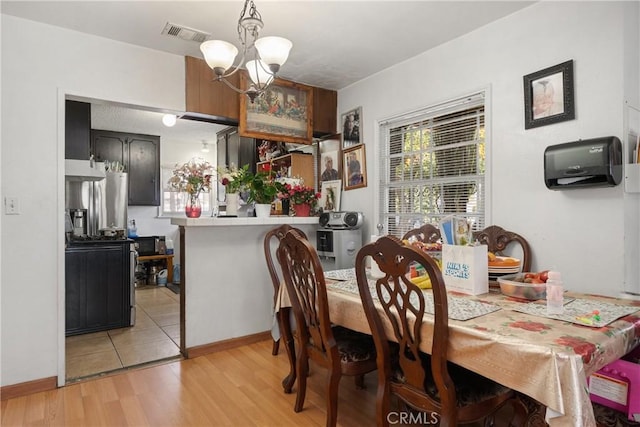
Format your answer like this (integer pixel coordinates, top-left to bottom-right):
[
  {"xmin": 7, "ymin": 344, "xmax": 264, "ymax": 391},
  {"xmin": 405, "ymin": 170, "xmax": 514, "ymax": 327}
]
[{"xmin": 184, "ymin": 56, "xmax": 337, "ymax": 138}]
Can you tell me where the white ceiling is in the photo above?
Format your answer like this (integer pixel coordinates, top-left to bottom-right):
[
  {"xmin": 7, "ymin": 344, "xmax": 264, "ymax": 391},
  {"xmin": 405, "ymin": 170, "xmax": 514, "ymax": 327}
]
[{"xmin": 2, "ymin": 0, "xmax": 535, "ymax": 143}]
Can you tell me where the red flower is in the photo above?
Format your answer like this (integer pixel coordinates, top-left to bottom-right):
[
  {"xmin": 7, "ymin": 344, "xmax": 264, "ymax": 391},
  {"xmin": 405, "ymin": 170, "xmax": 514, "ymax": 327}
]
[
  {"xmin": 221, "ymin": 177, "xmax": 229, "ymax": 186},
  {"xmin": 508, "ymin": 321, "xmax": 551, "ymax": 332},
  {"xmin": 555, "ymin": 335, "xmax": 597, "ymax": 364}
]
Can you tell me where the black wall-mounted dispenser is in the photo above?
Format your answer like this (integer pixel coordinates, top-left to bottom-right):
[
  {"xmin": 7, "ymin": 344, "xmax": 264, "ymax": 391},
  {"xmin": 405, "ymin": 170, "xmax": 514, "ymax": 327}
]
[{"xmin": 544, "ymin": 136, "xmax": 622, "ymax": 190}]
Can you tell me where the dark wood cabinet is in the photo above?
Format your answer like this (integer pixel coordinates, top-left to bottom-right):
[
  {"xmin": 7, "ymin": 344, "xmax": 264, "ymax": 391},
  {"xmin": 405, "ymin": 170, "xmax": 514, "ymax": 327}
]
[
  {"xmin": 91, "ymin": 130, "xmax": 161, "ymax": 206},
  {"xmin": 65, "ymin": 243, "xmax": 131, "ymax": 336},
  {"xmin": 313, "ymin": 87, "xmax": 338, "ymax": 137},
  {"xmin": 128, "ymin": 136, "xmax": 161, "ymax": 206},
  {"xmin": 65, "ymin": 100, "xmax": 91, "ymax": 160}
]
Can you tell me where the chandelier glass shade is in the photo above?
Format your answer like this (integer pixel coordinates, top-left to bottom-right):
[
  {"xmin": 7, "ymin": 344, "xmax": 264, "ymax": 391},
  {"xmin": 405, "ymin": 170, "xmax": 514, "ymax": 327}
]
[{"xmin": 199, "ymin": 0, "xmax": 292, "ymax": 102}]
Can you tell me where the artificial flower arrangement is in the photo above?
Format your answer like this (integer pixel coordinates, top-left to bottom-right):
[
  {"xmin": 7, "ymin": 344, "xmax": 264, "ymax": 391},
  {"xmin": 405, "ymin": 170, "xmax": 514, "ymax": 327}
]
[
  {"xmin": 282, "ymin": 183, "xmax": 321, "ymax": 207},
  {"xmin": 168, "ymin": 158, "xmax": 213, "ymax": 197},
  {"xmin": 217, "ymin": 164, "xmax": 250, "ymax": 194}
]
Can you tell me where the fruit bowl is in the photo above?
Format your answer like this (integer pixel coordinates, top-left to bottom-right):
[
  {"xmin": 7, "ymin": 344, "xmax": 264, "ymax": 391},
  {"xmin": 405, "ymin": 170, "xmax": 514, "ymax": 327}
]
[{"xmin": 497, "ymin": 273, "xmax": 547, "ymax": 300}]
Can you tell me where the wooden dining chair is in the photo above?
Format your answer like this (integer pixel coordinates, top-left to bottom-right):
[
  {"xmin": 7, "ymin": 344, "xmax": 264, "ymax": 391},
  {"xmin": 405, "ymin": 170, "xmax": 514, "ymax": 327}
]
[
  {"xmin": 355, "ymin": 235, "xmax": 523, "ymax": 427},
  {"xmin": 277, "ymin": 229, "xmax": 377, "ymax": 427},
  {"xmin": 402, "ymin": 224, "xmax": 441, "ymax": 243},
  {"xmin": 473, "ymin": 225, "xmax": 532, "ymax": 272},
  {"xmin": 264, "ymin": 224, "xmax": 308, "ymax": 357}
]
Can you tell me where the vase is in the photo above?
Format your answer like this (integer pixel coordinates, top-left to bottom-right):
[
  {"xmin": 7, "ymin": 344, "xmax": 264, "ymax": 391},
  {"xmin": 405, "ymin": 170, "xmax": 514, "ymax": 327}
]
[
  {"xmin": 255, "ymin": 203, "xmax": 272, "ymax": 218},
  {"xmin": 226, "ymin": 193, "xmax": 239, "ymax": 216},
  {"xmin": 185, "ymin": 194, "xmax": 202, "ymax": 218},
  {"xmin": 292, "ymin": 203, "xmax": 311, "ymax": 217}
]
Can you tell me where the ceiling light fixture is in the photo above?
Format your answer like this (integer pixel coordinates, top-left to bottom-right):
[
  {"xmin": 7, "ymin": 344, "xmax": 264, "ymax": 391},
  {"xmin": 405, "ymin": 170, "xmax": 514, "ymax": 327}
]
[
  {"xmin": 201, "ymin": 141, "xmax": 210, "ymax": 153},
  {"xmin": 162, "ymin": 114, "xmax": 177, "ymax": 127},
  {"xmin": 199, "ymin": 0, "xmax": 292, "ymax": 103}
]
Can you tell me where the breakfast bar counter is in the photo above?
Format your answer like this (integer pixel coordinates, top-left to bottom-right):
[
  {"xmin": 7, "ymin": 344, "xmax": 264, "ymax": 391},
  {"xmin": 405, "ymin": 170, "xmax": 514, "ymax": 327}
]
[{"xmin": 170, "ymin": 216, "xmax": 319, "ymax": 355}]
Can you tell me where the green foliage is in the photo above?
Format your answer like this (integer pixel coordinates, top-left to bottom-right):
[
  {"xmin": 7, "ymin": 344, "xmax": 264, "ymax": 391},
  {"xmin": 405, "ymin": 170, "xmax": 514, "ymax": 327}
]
[{"xmin": 246, "ymin": 172, "xmax": 284, "ymax": 204}]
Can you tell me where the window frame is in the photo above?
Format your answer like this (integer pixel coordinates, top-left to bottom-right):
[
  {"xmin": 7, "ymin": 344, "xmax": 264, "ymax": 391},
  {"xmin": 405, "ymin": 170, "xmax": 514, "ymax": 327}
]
[
  {"xmin": 159, "ymin": 164, "xmax": 216, "ymax": 218},
  {"xmin": 377, "ymin": 91, "xmax": 490, "ymax": 238}
]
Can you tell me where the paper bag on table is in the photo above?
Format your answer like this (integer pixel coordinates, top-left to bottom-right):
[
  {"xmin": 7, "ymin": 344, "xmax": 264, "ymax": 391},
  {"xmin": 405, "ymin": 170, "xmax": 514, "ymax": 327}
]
[{"xmin": 441, "ymin": 244, "xmax": 488, "ymax": 295}]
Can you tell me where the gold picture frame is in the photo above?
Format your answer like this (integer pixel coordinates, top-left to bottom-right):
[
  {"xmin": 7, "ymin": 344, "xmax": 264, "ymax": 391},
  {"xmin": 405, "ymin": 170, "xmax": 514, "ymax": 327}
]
[
  {"xmin": 343, "ymin": 145, "xmax": 367, "ymax": 191},
  {"xmin": 239, "ymin": 74, "xmax": 313, "ymax": 144}
]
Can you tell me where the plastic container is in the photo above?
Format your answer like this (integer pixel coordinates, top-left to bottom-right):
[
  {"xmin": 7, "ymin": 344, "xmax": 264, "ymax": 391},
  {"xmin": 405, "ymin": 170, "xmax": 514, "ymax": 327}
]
[
  {"xmin": 157, "ymin": 269, "xmax": 168, "ymax": 286},
  {"xmin": 173, "ymin": 264, "xmax": 181, "ymax": 284},
  {"xmin": 546, "ymin": 271, "xmax": 564, "ymax": 315},
  {"xmin": 166, "ymin": 238, "xmax": 174, "ymax": 255},
  {"xmin": 497, "ymin": 273, "xmax": 547, "ymax": 300}
]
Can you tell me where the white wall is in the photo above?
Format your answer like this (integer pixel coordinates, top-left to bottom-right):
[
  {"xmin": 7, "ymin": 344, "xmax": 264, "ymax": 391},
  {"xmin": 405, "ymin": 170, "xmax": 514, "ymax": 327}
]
[
  {"xmin": 1, "ymin": 2, "xmax": 638, "ymax": 389},
  {"xmin": 1, "ymin": 15, "xmax": 185, "ymax": 387},
  {"xmin": 338, "ymin": 1, "xmax": 639, "ymax": 297}
]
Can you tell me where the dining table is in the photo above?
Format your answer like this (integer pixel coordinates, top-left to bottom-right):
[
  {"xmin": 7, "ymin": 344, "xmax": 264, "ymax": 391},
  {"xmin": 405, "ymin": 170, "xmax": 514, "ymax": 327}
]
[{"xmin": 275, "ymin": 268, "xmax": 640, "ymax": 427}]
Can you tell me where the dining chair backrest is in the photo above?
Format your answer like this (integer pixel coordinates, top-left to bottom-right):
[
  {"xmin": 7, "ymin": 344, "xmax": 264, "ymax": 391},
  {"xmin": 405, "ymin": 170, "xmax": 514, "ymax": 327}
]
[
  {"xmin": 278, "ymin": 229, "xmax": 377, "ymax": 426},
  {"xmin": 277, "ymin": 229, "xmax": 336, "ymax": 364},
  {"xmin": 473, "ymin": 225, "xmax": 532, "ymax": 272},
  {"xmin": 402, "ymin": 224, "xmax": 441, "ymax": 243},
  {"xmin": 264, "ymin": 225, "xmax": 308, "ymax": 355},
  {"xmin": 264, "ymin": 225, "xmax": 308, "ymax": 301},
  {"xmin": 355, "ymin": 235, "xmax": 458, "ymax": 424}
]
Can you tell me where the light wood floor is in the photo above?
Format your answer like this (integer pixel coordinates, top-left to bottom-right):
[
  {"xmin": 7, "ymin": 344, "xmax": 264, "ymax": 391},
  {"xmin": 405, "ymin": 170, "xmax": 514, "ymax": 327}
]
[
  {"xmin": 65, "ymin": 286, "xmax": 181, "ymax": 382},
  {"xmin": 2, "ymin": 338, "xmax": 523, "ymax": 427}
]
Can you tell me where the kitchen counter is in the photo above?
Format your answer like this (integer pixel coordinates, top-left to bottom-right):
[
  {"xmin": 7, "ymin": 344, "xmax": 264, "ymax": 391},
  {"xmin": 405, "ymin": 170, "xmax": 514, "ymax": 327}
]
[
  {"xmin": 170, "ymin": 216, "xmax": 319, "ymax": 227},
  {"xmin": 171, "ymin": 216, "xmax": 320, "ymax": 353}
]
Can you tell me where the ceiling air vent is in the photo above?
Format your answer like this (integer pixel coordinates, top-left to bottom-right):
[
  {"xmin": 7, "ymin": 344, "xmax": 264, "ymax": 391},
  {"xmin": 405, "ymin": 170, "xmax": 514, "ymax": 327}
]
[{"xmin": 161, "ymin": 22, "xmax": 210, "ymax": 43}]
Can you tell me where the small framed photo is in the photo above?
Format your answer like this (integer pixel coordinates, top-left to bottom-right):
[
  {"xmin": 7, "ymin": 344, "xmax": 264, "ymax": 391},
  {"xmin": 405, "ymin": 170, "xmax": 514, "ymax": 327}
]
[
  {"xmin": 343, "ymin": 145, "xmax": 367, "ymax": 191},
  {"xmin": 320, "ymin": 180, "xmax": 341, "ymax": 212},
  {"xmin": 341, "ymin": 106, "xmax": 361, "ymax": 148},
  {"xmin": 523, "ymin": 60, "xmax": 575, "ymax": 129}
]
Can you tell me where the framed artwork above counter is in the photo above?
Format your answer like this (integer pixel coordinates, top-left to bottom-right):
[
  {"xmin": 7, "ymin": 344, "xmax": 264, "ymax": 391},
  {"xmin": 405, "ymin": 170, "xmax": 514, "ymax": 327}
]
[{"xmin": 239, "ymin": 74, "xmax": 313, "ymax": 144}]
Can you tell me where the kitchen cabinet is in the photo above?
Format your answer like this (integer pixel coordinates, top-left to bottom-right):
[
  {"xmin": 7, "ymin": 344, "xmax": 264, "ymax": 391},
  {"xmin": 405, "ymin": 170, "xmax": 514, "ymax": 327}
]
[
  {"xmin": 185, "ymin": 55, "xmax": 240, "ymax": 123},
  {"xmin": 185, "ymin": 56, "xmax": 338, "ymax": 136},
  {"xmin": 313, "ymin": 87, "xmax": 337, "ymax": 137},
  {"xmin": 217, "ymin": 127, "xmax": 256, "ymax": 173},
  {"xmin": 257, "ymin": 153, "xmax": 315, "ymax": 188},
  {"xmin": 91, "ymin": 129, "xmax": 161, "ymax": 206},
  {"xmin": 65, "ymin": 100, "xmax": 91, "ymax": 160},
  {"xmin": 65, "ymin": 242, "xmax": 131, "ymax": 336}
]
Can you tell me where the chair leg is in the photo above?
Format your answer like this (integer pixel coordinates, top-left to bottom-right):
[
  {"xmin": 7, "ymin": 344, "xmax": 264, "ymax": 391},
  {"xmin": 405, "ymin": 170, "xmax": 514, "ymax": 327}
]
[
  {"xmin": 279, "ymin": 308, "xmax": 296, "ymax": 393},
  {"xmin": 508, "ymin": 394, "xmax": 534, "ymax": 427},
  {"xmin": 294, "ymin": 349, "xmax": 309, "ymax": 413},
  {"xmin": 271, "ymin": 338, "xmax": 280, "ymax": 356},
  {"xmin": 353, "ymin": 374, "xmax": 365, "ymax": 389},
  {"xmin": 325, "ymin": 371, "xmax": 342, "ymax": 427}
]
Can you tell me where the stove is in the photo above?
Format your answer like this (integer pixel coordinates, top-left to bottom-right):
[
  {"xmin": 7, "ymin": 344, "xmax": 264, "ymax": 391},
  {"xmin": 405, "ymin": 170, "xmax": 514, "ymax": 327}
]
[{"xmin": 67, "ymin": 235, "xmax": 132, "ymax": 248}]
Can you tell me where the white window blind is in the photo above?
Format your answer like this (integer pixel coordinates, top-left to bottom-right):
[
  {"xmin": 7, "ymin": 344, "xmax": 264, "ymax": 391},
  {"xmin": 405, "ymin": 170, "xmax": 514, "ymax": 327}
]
[{"xmin": 378, "ymin": 93, "xmax": 486, "ymax": 238}]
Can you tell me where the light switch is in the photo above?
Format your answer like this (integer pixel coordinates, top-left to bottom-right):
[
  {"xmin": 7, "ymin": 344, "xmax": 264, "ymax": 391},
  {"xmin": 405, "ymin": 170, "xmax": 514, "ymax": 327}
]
[{"xmin": 4, "ymin": 197, "xmax": 20, "ymax": 215}]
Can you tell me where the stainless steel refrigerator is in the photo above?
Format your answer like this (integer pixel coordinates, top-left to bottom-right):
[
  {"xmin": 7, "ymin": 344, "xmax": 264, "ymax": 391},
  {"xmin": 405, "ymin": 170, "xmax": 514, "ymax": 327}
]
[{"xmin": 65, "ymin": 168, "xmax": 128, "ymax": 236}]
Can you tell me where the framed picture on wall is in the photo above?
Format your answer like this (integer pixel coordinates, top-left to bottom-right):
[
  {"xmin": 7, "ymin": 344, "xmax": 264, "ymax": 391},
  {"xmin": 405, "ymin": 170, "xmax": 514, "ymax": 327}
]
[
  {"xmin": 320, "ymin": 180, "xmax": 342, "ymax": 212},
  {"xmin": 317, "ymin": 136, "xmax": 341, "ymax": 189},
  {"xmin": 523, "ymin": 60, "xmax": 575, "ymax": 129},
  {"xmin": 341, "ymin": 107, "xmax": 362, "ymax": 148},
  {"xmin": 343, "ymin": 144, "xmax": 367, "ymax": 191},
  {"xmin": 239, "ymin": 74, "xmax": 313, "ymax": 144}
]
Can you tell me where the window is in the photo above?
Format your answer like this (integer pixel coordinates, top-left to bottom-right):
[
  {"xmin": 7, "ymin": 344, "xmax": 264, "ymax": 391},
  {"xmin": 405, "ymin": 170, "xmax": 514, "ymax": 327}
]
[
  {"xmin": 378, "ymin": 93, "xmax": 486, "ymax": 238},
  {"xmin": 160, "ymin": 165, "xmax": 214, "ymax": 217}
]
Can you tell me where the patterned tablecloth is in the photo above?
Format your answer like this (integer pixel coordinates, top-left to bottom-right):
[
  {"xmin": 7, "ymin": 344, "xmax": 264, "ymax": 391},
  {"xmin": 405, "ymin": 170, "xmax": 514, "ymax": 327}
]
[{"xmin": 320, "ymin": 269, "xmax": 640, "ymax": 427}]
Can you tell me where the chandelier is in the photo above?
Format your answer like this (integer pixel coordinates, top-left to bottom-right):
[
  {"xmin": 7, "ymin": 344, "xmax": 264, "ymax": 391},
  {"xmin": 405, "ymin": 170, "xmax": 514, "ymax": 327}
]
[{"xmin": 199, "ymin": 0, "xmax": 292, "ymax": 103}]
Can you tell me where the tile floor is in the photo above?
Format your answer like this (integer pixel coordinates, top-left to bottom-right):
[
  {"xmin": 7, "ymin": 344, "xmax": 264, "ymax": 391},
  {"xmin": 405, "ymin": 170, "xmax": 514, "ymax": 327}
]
[{"xmin": 65, "ymin": 286, "xmax": 181, "ymax": 382}]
